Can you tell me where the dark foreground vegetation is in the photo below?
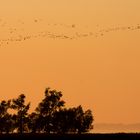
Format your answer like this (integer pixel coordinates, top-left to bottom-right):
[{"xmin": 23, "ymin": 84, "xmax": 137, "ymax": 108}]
[
  {"xmin": 0, "ymin": 87, "xmax": 93, "ymax": 134},
  {"xmin": 2, "ymin": 87, "xmax": 139, "ymax": 140},
  {"xmin": 0, "ymin": 133, "xmax": 140, "ymax": 140}
]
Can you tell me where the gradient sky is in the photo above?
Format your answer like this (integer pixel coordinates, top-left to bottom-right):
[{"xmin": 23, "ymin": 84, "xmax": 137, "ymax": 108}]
[{"xmin": 0, "ymin": 0, "xmax": 140, "ymax": 124}]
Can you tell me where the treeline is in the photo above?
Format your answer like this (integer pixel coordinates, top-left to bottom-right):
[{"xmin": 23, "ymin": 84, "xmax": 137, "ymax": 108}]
[{"xmin": 0, "ymin": 88, "xmax": 93, "ymax": 134}]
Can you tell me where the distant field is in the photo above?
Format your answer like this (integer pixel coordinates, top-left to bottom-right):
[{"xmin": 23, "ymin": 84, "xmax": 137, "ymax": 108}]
[
  {"xmin": 1, "ymin": 133, "xmax": 140, "ymax": 140},
  {"xmin": 93, "ymin": 123, "xmax": 140, "ymax": 133}
]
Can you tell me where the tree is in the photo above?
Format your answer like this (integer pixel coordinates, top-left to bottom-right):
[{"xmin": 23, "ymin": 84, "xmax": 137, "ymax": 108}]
[
  {"xmin": 11, "ymin": 94, "xmax": 30, "ymax": 134},
  {"xmin": 53, "ymin": 108, "xmax": 76, "ymax": 134},
  {"xmin": 53, "ymin": 106, "xmax": 94, "ymax": 134},
  {"xmin": 0, "ymin": 87, "xmax": 94, "ymax": 134},
  {"xmin": 82, "ymin": 109, "xmax": 94, "ymax": 132},
  {"xmin": 74, "ymin": 105, "xmax": 94, "ymax": 134},
  {"xmin": 27, "ymin": 112, "xmax": 40, "ymax": 133},
  {"xmin": 0, "ymin": 100, "xmax": 13, "ymax": 133},
  {"xmin": 35, "ymin": 88, "xmax": 65, "ymax": 133}
]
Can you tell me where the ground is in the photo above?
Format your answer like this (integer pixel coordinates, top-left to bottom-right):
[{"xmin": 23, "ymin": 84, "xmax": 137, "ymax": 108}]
[{"xmin": 0, "ymin": 133, "xmax": 140, "ymax": 140}]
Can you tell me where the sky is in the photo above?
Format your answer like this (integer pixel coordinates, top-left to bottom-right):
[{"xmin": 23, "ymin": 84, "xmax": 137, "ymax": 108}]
[{"xmin": 0, "ymin": 0, "xmax": 140, "ymax": 125}]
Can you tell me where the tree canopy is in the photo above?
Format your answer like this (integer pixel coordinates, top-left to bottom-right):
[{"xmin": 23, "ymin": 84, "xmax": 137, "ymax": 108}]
[{"xmin": 0, "ymin": 87, "xmax": 94, "ymax": 134}]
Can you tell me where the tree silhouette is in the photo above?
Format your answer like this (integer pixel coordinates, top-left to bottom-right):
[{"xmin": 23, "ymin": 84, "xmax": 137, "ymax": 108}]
[
  {"xmin": 0, "ymin": 87, "xmax": 94, "ymax": 134},
  {"xmin": 28, "ymin": 112, "xmax": 41, "ymax": 133},
  {"xmin": 82, "ymin": 109, "xmax": 94, "ymax": 132},
  {"xmin": 53, "ymin": 108, "xmax": 77, "ymax": 134},
  {"xmin": 11, "ymin": 94, "xmax": 30, "ymax": 134},
  {"xmin": 53, "ymin": 106, "xmax": 93, "ymax": 134},
  {"xmin": 35, "ymin": 88, "xmax": 65, "ymax": 133},
  {"xmin": 73, "ymin": 106, "xmax": 94, "ymax": 133},
  {"xmin": 0, "ymin": 100, "xmax": 12, "ymax": 133}
]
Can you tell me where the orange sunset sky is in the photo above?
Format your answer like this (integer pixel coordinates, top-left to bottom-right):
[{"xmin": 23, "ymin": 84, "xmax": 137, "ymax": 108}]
[{"xmin": 0, "ymin": 0, "xmax": 140, "ymax": 125}]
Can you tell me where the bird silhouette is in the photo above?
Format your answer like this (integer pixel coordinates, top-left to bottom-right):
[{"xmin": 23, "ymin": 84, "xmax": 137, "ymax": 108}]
[{"xmin": 0, "ymin": 18, "xmax": 140, "ymax": 46}]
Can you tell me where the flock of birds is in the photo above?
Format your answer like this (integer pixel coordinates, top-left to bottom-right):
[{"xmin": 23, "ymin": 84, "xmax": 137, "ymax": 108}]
[{"xmin": 0, "ymin": 18, "xmax": 140, "ymax": 46}]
